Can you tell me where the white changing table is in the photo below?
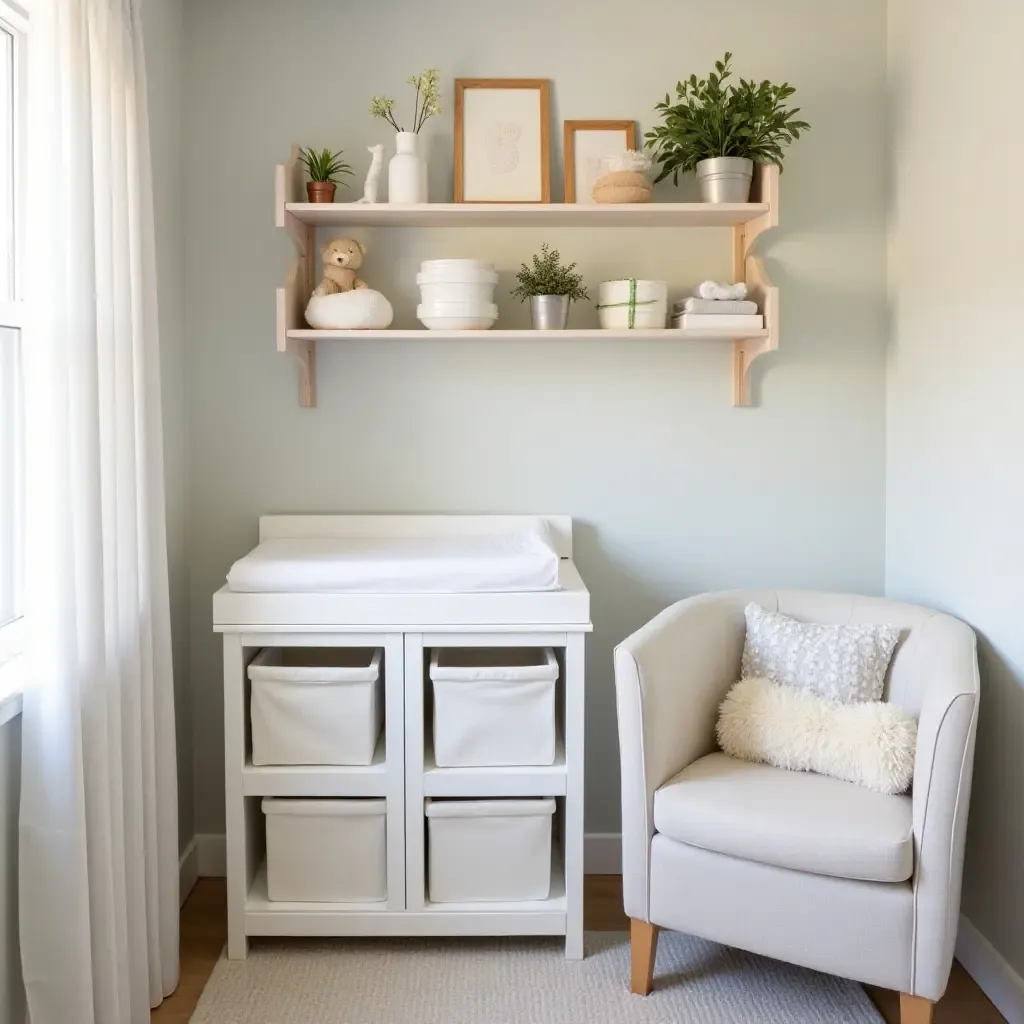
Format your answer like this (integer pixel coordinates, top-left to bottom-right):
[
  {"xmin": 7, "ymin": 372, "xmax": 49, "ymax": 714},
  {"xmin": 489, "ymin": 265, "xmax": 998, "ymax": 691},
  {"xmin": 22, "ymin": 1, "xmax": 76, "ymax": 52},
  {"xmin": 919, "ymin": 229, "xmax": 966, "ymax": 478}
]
[{"xmin": 212, "ymin": 515, "xmax": 592, "ymax": 959}]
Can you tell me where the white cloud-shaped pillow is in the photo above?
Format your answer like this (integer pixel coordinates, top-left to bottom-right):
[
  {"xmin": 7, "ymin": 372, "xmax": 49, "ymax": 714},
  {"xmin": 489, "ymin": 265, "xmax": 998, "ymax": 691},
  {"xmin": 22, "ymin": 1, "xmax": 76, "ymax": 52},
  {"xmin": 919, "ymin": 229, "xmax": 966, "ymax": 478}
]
[{"xmin": 717, "ymin": 676, "xmax": 917, "ymax": 795}]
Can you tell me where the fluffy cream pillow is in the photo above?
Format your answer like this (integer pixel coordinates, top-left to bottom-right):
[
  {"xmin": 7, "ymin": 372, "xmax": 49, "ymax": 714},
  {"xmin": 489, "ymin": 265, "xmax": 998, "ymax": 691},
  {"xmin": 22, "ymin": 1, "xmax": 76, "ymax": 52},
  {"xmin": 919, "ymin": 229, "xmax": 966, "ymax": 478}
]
[{"xmin": 717, "ymin": 676, "xmax": 917, "ymax": 795}]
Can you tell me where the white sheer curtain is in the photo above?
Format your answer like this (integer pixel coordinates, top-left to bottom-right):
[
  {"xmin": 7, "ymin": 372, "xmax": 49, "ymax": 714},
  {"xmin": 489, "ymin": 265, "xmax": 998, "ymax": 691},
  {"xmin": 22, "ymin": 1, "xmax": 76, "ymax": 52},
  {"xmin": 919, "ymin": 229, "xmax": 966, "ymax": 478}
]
[{"xmin": 18, "ymin": 0, "xmax": 180, "ymax": 1020}]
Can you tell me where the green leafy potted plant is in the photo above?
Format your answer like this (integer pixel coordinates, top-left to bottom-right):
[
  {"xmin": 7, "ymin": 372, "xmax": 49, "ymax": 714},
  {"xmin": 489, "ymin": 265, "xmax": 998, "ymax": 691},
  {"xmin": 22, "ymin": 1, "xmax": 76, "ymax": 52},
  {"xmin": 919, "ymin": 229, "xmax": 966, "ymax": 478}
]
[
  {"xmin": 645, "ymin": 53, "xmax": 810, "ymax": 203},
  {"xmin": 511, "ymin": 244, "xmax": 589, "ymax": 330},
  {"xmin": 299, "ymin": 147, "xmax": 353, "ymax": 204}
]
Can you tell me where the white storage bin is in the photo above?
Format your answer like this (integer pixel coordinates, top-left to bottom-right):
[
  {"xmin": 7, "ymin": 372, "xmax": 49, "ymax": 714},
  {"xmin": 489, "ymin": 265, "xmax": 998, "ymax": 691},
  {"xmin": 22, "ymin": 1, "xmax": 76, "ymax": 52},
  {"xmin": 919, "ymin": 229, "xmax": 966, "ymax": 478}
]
[
  {"xmin": 248, "ymin": 647, "xmax": 382, "ymax": 766},
  {"xmin": 263, "ymin": 798, "xmax": 387, "ymax": 903},
  {"xmin": 597, "ymin": 279, "xmax": 668, "ymax": 329},
  {"xmin": 430, "ymin": 647, "xmax": 558, "ymax": 767},
  {"xmin": 426, "ymin": 798, "xmax": 555, "ymax": 903}
]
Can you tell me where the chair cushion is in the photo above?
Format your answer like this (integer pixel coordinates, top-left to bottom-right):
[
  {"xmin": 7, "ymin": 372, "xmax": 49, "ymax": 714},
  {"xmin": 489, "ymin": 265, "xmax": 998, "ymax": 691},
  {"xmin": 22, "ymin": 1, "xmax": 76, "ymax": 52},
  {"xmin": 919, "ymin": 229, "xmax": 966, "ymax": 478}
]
[{"xmin": 653, "ymin": 752, "xmax": 914, "ymax": 882}]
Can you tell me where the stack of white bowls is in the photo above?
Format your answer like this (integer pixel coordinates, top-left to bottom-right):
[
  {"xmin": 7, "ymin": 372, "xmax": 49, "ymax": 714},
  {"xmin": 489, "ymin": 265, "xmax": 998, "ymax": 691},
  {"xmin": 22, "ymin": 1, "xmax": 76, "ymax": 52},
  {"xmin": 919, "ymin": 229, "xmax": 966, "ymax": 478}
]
[{"xmin": 417, "ymin": 259, "xmax": 498, "ymax": 330}]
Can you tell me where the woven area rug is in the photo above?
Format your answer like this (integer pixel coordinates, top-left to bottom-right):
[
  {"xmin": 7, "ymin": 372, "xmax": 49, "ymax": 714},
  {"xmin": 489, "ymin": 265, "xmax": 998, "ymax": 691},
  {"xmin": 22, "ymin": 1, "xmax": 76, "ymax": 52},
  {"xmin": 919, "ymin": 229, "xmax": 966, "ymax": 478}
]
[{"xmin": 190, "ymin": 931, "xmax": 883, "ymax": 1023}]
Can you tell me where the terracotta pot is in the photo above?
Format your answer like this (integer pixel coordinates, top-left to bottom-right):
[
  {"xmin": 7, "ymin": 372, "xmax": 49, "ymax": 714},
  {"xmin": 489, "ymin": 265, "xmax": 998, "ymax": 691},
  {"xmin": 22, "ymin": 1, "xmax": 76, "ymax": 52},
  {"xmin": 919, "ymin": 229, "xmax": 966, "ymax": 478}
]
[{"xmin": 306, "ymin": 181, "xmax": 337, "ymax": 204}]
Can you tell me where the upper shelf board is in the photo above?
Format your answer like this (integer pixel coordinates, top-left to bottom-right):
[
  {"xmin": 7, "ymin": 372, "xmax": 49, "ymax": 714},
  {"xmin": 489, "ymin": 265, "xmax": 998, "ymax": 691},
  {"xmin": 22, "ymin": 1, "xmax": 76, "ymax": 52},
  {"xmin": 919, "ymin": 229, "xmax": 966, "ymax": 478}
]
[{"xmin": 282, "ymin": 201, "xmax": 771, "ymax": 229}]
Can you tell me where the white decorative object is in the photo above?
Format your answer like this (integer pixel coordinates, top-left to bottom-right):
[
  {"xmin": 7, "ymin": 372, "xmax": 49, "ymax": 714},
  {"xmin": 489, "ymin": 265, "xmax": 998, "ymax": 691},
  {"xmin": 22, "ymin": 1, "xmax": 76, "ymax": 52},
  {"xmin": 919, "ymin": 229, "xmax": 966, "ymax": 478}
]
[
  {"xmin": 248, "ymin": 647, "xmax": 383, "ymax": 766},
  {"xmin": 357, "ymin": 144, "xmax": 384, "ymax": 203},
  {"xmin": 597, "ymin": 279, "xmax": 668, "ymax": 329},
  {"xmin": 388, "ymin": 131, "xmax": 427, "ymax": 204},
  {"xmin": 426, "ymin": 798, "xmax": 556, "ymax": 902},
  {"xmin": 742, "ymin": 603, "xmax": 900, "ymax": 704},
  {"xmin": 716, "ymin": 676, "xmax": 918, "ymax": 795},
  {"xmin": 304, "ymin": 289, "xmax": 394, "ymax": 330},
  {"xmin": 675, "ymin": 297, "xmax": 759, "ymax": 315},
  {"xmin": 417, "ymin": 258, "xmax": 497, "ymax": 308},
  {"xmin": 417, "ymin": 303, "xmax": 498, "ymax": 331},
  {"xmin": 698, "ymin": 280, "xmax": 749, "ymax": 300},
  {"xmin": 430, "ymin": 647, "xmax": 558, "ymax": 767},
  {"xmin": 673, "ymin": 313, "xmax": 764, "ymax": 330},
  {"xmin": 263, "ymin": 798, "xmax": 387, "ymax": 902},
  {"xmin": 455, "ymin": 80, "xmax": 551, "ymax": 202}
]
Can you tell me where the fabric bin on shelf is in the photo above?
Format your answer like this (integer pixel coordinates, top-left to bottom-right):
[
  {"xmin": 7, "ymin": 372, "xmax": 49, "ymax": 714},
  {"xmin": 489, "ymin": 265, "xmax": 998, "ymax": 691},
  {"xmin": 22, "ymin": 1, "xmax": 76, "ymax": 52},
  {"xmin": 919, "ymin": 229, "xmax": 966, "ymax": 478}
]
[
  {"xmin": 429, "ymin": 647, "xmax": 558, "ymax": 767},
  {"xmin": 248, "ymin": 647, "xmax": 382, "ymax": 766},
  {"xmin": 263, "ymin": 798, "xmax": 387, "ymax": 903},
  {"xmin": 426, "ymin": 798, "xmax": 555, "ymax": 903},
  {"xmin": 597, "ymin": 279, "xmax": 668, "ymax": 329}
]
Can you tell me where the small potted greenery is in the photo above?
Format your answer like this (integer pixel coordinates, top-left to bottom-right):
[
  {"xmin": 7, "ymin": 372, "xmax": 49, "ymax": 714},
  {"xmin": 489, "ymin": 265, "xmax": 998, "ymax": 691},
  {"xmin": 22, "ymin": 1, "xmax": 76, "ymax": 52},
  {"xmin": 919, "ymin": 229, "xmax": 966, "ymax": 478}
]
[
  {"xmin": 299, "ymin": 147, "xmax": 353, "ymax": 204},
  {"xmin": 511, "ymin": 244, "xmax": 589, "ymax": 330},
  {"xmin": 645, "ymin": 53, "xmax": 810, "ymax": 203}
]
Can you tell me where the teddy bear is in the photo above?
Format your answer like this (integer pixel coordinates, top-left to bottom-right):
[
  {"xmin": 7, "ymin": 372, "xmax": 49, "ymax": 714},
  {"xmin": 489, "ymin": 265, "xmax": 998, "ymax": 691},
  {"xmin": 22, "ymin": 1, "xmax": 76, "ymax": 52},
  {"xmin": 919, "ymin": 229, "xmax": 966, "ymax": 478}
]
[{"xmin": 312, "ymin": 237, "xmax": 368, "ymax": 296}]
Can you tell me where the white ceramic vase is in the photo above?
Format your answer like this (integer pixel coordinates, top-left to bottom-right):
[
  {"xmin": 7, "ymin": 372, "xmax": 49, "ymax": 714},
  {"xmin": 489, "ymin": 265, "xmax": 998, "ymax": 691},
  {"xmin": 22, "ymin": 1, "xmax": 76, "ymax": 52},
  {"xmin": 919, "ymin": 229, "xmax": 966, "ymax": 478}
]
[{"xmin": 388, "ymin": 131, "xmax": 427, "ymax": 204}]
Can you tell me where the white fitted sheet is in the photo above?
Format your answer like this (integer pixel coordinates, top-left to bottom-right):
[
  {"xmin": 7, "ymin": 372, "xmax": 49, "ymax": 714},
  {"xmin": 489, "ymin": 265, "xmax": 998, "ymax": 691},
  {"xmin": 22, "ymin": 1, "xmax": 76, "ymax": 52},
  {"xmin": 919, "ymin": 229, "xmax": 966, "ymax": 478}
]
[{"xmin": 226, "ymin": 525, "xmax": 561, "ymax": 594}]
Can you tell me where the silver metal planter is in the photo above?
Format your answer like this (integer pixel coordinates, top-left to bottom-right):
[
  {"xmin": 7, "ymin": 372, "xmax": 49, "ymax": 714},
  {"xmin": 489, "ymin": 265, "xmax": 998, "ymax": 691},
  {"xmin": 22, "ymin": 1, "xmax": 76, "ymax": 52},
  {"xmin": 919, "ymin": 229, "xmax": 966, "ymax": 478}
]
[
  {"xmin": 530, "ymin": 294, "xmax": 571, "ymax": 330},
  {"xmin": 695, "ymin": 157, "xmax": 754, "ymax": 203}
]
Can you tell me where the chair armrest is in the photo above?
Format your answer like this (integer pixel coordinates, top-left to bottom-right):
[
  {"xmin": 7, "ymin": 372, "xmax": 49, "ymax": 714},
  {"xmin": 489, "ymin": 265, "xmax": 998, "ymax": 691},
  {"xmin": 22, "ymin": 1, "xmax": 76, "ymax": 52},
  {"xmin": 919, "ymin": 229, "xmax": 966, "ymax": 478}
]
[
  {"xmin": 613, "ymin": 593, "xmax": 749, "ymax": 920},
  {"xmin": 909, "ymin": 615, "xmax": 980, "ymax": 1000}
]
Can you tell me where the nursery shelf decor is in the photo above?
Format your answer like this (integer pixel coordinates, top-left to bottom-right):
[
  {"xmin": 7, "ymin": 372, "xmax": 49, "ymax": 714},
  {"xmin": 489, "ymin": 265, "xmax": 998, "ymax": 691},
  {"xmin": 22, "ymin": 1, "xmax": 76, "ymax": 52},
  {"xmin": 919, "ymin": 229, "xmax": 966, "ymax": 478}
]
[
  {"xmin": 298, "ymin": 147, "xmax": 353, "ymax": 204},
  {"xmin": 370, "ymin": 68, "xmax": 441, "ymax": 204},
  {"xmin": 274, "ymin": 145, "xmax": 780, "ymax": 408},
  {"xmin": 646, "ymin": 52, "xmax": 809, "ymax": 203},
  {"xmin": 511, "ymin": 244, "xmax": 589, "ymax": 330}
]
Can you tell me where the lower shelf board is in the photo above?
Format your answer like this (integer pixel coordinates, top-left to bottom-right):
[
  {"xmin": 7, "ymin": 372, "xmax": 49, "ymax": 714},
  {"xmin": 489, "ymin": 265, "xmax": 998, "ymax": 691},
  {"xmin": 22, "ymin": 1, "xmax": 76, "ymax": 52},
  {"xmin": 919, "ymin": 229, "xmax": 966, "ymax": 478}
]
[
  {"xmin": 245, "ymin": 861, "xmax": 567, "ymax": 938},
  {"xmin": 286, "ymin": 327, "xmax": 768, "ymax": 342}
]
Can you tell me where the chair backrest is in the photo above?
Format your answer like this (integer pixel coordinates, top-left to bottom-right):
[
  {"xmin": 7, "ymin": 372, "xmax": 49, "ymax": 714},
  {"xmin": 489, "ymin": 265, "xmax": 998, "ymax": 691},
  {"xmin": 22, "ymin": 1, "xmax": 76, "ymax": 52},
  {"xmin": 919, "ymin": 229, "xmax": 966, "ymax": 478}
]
[{"xmin": 728, "ymin": 590, "xmax": 978, "ymax": 716}]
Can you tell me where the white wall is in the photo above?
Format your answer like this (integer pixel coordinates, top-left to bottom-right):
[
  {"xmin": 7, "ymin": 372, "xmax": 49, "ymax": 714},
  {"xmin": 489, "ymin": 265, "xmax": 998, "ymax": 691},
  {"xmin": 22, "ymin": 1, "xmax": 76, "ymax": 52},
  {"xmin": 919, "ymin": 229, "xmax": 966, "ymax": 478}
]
[
  {"xmin": 144, "ymin": 0, "xmax": 193, "ymax": 853},
  {"xmin": 183, "ymin": 0, "xmax": 889, "ymax": 836},
  {"xmin": 0, "ymin": 717, "xmax": 24, "ymax": 1023},
  {"xmin": 886, "ymin": 0, "xmax": 1024, "ymax": 1008}
]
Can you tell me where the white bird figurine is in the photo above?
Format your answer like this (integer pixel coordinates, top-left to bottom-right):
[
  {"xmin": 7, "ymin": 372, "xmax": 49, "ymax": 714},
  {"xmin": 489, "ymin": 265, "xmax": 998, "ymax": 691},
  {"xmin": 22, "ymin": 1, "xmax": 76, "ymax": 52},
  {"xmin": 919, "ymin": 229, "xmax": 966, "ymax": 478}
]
[{"xmin": 358, "ymin": 145, "xmax": 384, "ymax": 204}]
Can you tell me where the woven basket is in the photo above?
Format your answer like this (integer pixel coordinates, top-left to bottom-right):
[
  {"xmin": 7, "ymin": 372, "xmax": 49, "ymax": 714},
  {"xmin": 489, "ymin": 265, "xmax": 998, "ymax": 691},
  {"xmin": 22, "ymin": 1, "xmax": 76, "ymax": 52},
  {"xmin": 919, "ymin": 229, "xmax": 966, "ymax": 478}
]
[{"xmin": 592, "ymin": 170, "xmax": 652, "ymax": 204}]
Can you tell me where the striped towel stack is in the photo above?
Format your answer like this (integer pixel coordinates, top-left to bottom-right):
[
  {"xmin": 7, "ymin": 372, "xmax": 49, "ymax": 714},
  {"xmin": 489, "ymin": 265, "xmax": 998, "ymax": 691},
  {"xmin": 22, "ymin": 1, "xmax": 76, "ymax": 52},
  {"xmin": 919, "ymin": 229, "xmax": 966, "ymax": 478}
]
[{"xmin": 671, "ymin": 296, "xmax": 763, "ymax": 330}]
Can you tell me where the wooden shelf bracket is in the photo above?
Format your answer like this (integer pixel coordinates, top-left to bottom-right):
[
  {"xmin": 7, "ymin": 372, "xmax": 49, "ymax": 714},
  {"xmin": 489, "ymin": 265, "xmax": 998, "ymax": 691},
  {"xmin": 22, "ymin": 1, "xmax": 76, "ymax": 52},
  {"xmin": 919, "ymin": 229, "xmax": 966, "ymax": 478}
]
[{"xmin": 730, "ymin": 164, "xmax": 780, "ymax": 407}]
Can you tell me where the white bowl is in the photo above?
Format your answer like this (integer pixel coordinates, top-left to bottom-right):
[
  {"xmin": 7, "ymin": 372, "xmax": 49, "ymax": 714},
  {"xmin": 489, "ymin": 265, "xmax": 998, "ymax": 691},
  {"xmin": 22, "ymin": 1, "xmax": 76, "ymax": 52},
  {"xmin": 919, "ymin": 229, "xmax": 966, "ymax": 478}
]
[
  {"xmin": 419, "ymin": 259, "xmax": 496, "ymax": 282},
  {"xmin": 417, "ymin": 303, "xmax": 498, "ymax": 331},
  {"xmin": 418, "ymin": 281, "xmax": 496, "ymax": 307}
]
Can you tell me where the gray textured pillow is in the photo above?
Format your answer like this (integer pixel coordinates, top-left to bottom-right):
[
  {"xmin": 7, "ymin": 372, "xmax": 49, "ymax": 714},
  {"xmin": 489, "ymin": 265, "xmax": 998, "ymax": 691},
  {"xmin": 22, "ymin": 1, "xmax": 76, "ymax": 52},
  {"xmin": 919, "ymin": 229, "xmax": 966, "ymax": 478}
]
[{"xmin": 741, "ymin": 603, "xmax": 900, "ymax": 704}]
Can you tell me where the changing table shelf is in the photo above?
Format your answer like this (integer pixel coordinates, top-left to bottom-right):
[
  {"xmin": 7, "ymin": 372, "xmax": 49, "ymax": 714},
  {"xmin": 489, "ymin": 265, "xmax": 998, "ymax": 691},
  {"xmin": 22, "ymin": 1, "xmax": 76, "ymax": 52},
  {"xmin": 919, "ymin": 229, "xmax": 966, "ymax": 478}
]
[
  {"xmin": 217, "ymin": 515, "xmax": 590, "ymax": 959},
  {"xmin": 242, "ymin": 736, "xmax": 387, "ymax": 797},
  {"xmin": 423, "ymin": 738, "xmax": 567, "ymax": 797}
]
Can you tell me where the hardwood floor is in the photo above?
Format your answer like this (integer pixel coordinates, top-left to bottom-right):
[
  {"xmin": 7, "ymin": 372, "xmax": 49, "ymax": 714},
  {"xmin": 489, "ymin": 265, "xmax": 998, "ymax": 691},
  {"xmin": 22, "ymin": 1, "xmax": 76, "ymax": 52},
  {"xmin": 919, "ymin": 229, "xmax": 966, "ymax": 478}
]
[{"xmin": 153, "ymin": 876, "xmax": 1004, "ymax": 1023}]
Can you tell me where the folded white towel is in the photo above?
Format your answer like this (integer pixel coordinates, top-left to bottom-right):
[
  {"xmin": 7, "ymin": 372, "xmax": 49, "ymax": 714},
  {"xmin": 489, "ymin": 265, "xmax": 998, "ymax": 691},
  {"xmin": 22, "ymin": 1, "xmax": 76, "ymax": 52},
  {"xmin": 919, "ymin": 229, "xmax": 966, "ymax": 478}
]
[
  {"xmin": 673, "ymin": 298, "xmax": 759, "ymax": 315},
  {"xmin": 698, "ymin": 280, "xmax": 748, "ymax": 301}
]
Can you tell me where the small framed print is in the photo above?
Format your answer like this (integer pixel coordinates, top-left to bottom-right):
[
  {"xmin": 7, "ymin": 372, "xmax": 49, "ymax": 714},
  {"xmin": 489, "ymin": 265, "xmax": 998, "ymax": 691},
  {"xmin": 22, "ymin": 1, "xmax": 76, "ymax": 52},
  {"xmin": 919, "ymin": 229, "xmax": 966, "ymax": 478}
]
[
  {"xmin": 454, "ymin": 79, "xmax": 551, "ymax": 203},
  {"xmin": 563, "ymin": 120, "xmax": 637, "ymax": 203}
]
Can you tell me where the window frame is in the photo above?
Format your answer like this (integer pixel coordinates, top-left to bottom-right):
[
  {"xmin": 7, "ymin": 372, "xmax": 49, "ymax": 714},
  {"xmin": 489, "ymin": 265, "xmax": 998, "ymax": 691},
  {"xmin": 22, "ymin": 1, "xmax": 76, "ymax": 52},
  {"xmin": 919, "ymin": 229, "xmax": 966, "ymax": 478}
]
[{"xmin": 0, "ymin": 0, "xmax": 28, "ymax": 721}]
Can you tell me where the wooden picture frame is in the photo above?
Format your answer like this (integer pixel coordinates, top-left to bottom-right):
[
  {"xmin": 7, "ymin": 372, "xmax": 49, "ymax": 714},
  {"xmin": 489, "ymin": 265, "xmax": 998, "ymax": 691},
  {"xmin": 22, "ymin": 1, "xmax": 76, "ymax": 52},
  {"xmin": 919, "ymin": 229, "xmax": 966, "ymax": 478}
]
[
  {"xmin": 563, "ymin": 120, "xmax": 637, "ymax": 203},
  {"xmin": 454, "ymin": 79, "xmax": 551, "ymax": 203}
]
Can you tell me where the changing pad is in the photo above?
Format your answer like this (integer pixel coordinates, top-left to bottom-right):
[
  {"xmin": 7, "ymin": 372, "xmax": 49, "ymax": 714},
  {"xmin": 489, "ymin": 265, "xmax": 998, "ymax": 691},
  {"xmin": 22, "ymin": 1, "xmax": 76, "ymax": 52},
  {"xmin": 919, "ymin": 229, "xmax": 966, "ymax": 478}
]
[{"xmin": 225, "ymin": 525, "xmax": 561, "ymax": 594}]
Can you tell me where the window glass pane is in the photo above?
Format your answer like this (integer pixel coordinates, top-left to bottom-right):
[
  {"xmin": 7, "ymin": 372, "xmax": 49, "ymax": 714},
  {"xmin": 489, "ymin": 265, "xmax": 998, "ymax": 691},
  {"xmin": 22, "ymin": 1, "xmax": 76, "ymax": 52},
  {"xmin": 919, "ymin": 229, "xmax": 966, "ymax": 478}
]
[
  {"xmin": 0, "ymin": 327, "xmax": 19, "ymax": 626},
  {"xmin": 0, "ymin": 28, "xmax": 12, "ymax": 302}
]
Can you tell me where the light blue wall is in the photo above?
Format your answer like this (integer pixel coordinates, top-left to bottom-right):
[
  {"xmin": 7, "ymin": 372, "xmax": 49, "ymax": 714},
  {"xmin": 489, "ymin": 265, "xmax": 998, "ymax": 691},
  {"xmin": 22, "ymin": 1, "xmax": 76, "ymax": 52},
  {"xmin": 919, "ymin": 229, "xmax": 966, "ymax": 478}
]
[
  {"xmin": 183, "ymin": 0, "xmax": 889, "ymax": 836},
  {"xmin": 886, "ymin": 0, "xmax": 1024, "ymax": 991}
]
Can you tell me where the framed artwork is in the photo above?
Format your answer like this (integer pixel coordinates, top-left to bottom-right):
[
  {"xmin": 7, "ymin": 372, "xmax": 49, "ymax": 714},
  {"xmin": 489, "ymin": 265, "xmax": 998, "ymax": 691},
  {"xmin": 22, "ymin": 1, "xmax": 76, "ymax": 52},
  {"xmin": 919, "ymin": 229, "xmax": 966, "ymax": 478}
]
[
  {"xmin": 563, "ymin": 120, "xmax": 637, "ymax": 203},
  {"xmin": 454, "ymin": 79, "xmax": 551, "ymax": 203}
]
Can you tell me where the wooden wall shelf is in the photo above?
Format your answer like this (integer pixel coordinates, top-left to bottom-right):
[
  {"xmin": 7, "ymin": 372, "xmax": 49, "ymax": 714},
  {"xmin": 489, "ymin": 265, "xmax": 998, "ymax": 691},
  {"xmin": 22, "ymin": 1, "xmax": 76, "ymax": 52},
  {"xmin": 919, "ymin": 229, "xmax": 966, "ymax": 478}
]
[{"xmin": 274, "ymin": 146, "xmax": 780, "ymax": 409}]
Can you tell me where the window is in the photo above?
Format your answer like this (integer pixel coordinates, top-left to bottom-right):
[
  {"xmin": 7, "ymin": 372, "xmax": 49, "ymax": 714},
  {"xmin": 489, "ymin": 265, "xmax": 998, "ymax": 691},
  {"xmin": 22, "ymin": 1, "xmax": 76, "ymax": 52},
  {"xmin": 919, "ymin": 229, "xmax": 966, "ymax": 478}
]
[{"xmin": 0, "ymin": 2, "xmax": 25, "ymax": 691}]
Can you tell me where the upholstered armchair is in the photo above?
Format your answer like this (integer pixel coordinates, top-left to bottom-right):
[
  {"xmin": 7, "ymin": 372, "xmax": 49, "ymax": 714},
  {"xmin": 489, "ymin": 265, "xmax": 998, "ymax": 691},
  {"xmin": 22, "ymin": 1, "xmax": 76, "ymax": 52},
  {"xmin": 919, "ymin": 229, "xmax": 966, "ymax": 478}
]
[{"xmin": 613, "ymin": 591, "xmax": 979, "ymax": 1024}]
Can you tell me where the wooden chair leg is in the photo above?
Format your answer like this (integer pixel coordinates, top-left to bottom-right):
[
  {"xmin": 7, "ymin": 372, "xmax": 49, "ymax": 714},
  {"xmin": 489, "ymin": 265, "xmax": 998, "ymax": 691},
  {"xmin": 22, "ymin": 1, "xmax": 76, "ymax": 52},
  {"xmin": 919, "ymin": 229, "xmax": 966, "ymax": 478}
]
[
  {"xmin": 900, "ymin": 993, "xmax": 934, "ymax": 1024},
  {"xmin": 630, "ymin": 918, "xmax": 659, "ymax": 995}
]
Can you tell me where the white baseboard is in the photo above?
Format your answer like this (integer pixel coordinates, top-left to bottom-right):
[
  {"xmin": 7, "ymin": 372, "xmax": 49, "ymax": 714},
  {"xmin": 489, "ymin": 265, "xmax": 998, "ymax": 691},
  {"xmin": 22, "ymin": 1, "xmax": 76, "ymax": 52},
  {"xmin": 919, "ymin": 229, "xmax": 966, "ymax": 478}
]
[
  {"xmin": 189, "ymin": 831, "xmax": 622, "ymax": 878},
  {"xmin": 956, "ymin": 914, "xmax": 1024, "ymax": 1024},
  {"xmin": 178, "ymin": 837, "xmax": 199, "ymax": 906}
]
